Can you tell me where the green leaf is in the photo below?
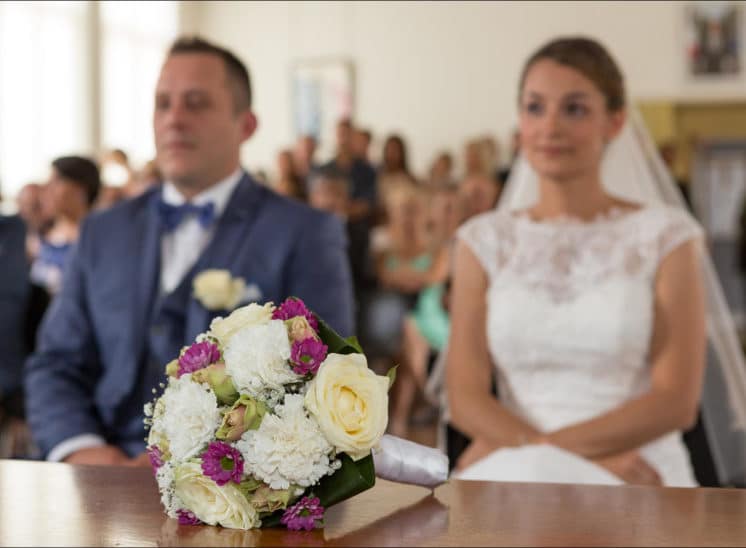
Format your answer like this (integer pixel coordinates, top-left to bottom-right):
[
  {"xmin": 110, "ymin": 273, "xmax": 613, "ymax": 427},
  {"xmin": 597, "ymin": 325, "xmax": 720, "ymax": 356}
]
[
  {"xmin": 315, "ymin": 316, "xmax": 365, "ymax": 355},
  {"xmin": 261, "ymin": 453, "xmax": 376, "ymax": 528},
  {"xmin": 386, "ymin": 365, "xmax": 398, "ymax": 390},
  {"xmin": 343, "ymin": 335, "xmax": 364, "ymax": 354}
]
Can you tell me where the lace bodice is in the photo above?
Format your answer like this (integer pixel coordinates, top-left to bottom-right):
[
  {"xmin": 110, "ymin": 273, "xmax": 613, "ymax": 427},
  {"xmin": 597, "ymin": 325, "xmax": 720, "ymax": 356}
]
[{"xmin": 457, "ymin": 206, "xmax": 703, "ymax": 486}]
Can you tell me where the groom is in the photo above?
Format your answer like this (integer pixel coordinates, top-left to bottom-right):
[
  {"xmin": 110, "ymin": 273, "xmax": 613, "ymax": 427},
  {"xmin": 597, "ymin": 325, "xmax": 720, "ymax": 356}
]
[{"xmin": 25, "ymin": 37, "xmax": 354, "ymax": 466}]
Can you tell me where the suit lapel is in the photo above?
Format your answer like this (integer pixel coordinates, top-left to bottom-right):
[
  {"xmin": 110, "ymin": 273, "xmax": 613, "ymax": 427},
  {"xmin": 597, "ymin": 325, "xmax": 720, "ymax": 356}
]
[
  {"xmin": 132, "ymin": 189, "xmax": 165, "ymax": 360},
  {"xmin": 184, "ymin": 173, "xmax": 266, "ymax": 342}
]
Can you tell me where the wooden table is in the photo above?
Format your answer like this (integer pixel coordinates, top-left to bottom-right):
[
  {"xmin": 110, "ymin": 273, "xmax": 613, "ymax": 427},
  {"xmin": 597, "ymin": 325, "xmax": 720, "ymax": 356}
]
[{"xmin": 1, "ymin": 460, "xmax": 746, "ymax": 546}]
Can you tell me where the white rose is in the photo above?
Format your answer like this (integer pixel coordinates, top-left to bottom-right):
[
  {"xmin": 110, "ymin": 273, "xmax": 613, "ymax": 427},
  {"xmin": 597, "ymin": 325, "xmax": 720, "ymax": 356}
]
[
  {"xmin": 304, "ymin": 353, "xmax": 389, "ymax": 461},
  {"xmin": 173, "ymin": 462, "xmax": 260, "ymax": 530},
  {"xmin": 193, "ymin": 269, "xmax": 246, "ymax": 311},
  {"xmin": 209, "ymin": 302, "xmax": 274, "ymax": 347}
]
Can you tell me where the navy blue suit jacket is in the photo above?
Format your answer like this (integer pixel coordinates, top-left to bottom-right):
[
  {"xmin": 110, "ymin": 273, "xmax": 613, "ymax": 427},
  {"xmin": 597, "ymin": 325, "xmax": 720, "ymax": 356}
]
[{"xmin": 25, "ymin": 174, "xmax": 354, "ymax": 457}]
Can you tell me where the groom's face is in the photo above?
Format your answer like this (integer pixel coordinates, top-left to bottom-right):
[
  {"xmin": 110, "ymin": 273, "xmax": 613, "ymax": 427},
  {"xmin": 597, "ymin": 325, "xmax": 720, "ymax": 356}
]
[{"xmin": 154, "ymin": 53, "xmax": 256, "ymax": 192}]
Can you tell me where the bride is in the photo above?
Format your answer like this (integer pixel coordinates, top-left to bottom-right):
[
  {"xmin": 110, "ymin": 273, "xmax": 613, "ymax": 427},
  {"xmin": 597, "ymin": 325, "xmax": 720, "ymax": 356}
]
[{"xmin": 446, "ymin": 36, "xmax": 709, "ymax": 487}]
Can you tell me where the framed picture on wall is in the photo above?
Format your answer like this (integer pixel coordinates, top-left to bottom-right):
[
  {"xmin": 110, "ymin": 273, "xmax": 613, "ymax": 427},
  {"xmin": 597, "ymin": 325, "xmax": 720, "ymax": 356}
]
[
  {"xmin": 685, "ymin": 1, "xmax": 742, "ymax": 77},
  {"xmin": 291, "ymin": 58, "xmax": 355, "ymax": 160}
]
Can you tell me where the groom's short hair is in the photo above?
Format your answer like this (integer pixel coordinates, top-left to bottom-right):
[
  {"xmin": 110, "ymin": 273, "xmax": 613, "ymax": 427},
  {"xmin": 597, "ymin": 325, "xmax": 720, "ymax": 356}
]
[{"xmin": 168, "ymin": 35, "xmax": 252, "ymax": 112}]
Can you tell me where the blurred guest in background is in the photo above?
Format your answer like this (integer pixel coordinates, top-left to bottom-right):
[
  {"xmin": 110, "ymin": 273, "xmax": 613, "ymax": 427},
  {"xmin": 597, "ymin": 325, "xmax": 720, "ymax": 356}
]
[
  {"xmin": 389, "ymin": 183, "xmax": 465, "ymax": 438},
  {"xmin": 273, "ymin": 148, "xmax": 305, "ymax": 201},
  {"xmin": 293, "ymin": 134, "xmax": 318, "ymax": 190},
  {"xmin": 308, "ymin": 169, "xmax": 350, "ymax": 219},
  {"xmin": 99, "ymin": 149, "xmax": 134, "ymax": 188},
  {"xmin": 16, "ymin": 182, "xmax": 54, "ymax": 261},
  {"xmin": 352, "ymin": 127, "xmax": 373, "ymax": 163},
  {"xmin": 428, "ymin": 151, "xmax": 455, "ymax": 186},
  {"xmin": 321, "ymin": 119, "xmax": 377, "ymax": 224},
  {"xmin": 463, "ymin": 138, "xmax": 493, "ymax": 178},
  {"xmin": 30, "ymin": 156, "xmax": 100, "ymax": 297},
  {"xmin": 460, "ymin": 172, "xmax": 501, "ymax": 218},
  {"xmin": 123, "ymin": 159, "xmax": 162, "ymax": 198}
]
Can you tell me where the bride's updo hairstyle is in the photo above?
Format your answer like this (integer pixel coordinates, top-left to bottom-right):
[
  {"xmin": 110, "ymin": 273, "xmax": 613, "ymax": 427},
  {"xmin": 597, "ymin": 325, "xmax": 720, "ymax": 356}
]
[{"xmin": 518, "ymin": 37, "xmax": 626, "ymax": 113}]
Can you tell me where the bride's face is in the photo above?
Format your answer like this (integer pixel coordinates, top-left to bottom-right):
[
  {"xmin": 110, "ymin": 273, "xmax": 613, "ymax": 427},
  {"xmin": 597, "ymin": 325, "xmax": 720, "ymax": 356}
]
[{"xmin": 519, "ymin": 59, "xmax": 624, "ymax": 182}]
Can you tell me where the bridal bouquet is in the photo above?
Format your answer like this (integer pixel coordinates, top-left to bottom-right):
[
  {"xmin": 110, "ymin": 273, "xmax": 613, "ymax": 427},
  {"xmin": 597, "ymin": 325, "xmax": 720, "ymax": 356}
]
[{"xmin": 144, "ymin": 297, "xmax": 393, "ymax": 530}]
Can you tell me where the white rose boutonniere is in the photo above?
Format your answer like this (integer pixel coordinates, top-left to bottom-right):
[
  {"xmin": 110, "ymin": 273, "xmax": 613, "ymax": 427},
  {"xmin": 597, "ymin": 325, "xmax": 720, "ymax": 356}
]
[{"xmin": 193, "ymin": 269, "xmax": 246, "ymax": 311}]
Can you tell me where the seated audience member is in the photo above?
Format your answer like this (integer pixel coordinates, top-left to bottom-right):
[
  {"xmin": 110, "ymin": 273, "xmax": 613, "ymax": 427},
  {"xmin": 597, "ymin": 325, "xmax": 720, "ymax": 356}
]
[
  {"xmin": 293, "ymin": 134, "xmax": 318, "ymax": 191},
  {"xmin": 428, "ymin": 151, "xmax": 455, "ymax": 186},
  {"xmin": 273, "ymin": 148, "xmax": 305, "ymax": 201},
  {"xmin": 16, "ymin": 182, "xmax": 54, "ymax": 262},
  {"xmin": 463, "ymin": 138, "xmax": 493, "ymax": 178},
  {"xmin": 99, "ymin": 148, "xmax": 134, "ymax": 188},
  {"xmin": 123, "ymin": 160, "xmax": 162, "ymax": 199},
  {"xmin": 30, "ymin": 156, "xmax": 101, "ymax": 297},
  {"xmin": 480, "ymin": 135, "xmax": 501, "ymax": 180},
  {"xmin": 377, "ymin": 134, "xmax": 417, "ymax": 210},
  {"xmin": 459, "ymin": 172, "xmax": 502, "ymax": 218},
  {"xmin": 308, "ymin": 169, "xmax": 350, "ymax": 219},
  {"xmin": 388, "ymin": 184, "xmax": 466, "ymax": 438},
  {"xmin": 25, "ymin": 36, "xmax": 353, "ymax": 466}
]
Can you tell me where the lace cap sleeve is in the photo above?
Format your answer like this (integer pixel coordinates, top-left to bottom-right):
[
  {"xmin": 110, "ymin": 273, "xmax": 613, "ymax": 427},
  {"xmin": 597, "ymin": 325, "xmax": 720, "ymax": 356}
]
[
  {"xmin": 656, "ymin": 206, "xmax": 705, "ymax": 263},
  {"xmin": 456, "ymin": 210, "xmax": 507, "ymax": 280}
]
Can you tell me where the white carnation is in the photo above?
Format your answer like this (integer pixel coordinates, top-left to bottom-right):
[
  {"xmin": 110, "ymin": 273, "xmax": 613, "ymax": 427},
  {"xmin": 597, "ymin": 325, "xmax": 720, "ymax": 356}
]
[
  {"xmin": 161, "ymin": 375, "xmax": 221, "ymax": 461},
  {"xmin": 236, "ymin": 394, "xmax": 337, "ymax": 490},
  {"xmin": 223, "ymin": 320, "xmax": 299, "ymax": 399}
]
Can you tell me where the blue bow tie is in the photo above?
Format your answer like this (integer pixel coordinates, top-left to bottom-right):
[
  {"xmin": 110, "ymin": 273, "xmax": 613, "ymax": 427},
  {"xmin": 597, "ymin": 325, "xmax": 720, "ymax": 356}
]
[{"xmin": 157, "ymin": 200, "xmax": 216, "ymax": 232}]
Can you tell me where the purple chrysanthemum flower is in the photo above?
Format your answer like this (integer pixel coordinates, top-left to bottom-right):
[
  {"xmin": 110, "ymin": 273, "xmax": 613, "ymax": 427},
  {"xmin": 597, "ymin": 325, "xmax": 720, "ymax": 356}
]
[
  {"xmin": 176, "ymin": 509, "xmax": 202, "ymax": 526},
  {"xmin": 178, "ymin": 341, "xmax": 221, "ymax": 377},
  {"xmin": 281, "ymin": 496, "xmax": 325, "ymax": 531},
  {"xmin": 201, "ymin": 441, "xmax": 244, "ymax": 486},
  {"xmin": 290, "ymin": 338, "xmax": 328, "ymax": 375},
  {"xmin": 147, "ymin": 445, "xmax": 163, "ymax": 474},
  {"xmin": 272, "ymin": 297, "xmax": 319, "ymax": 330}
]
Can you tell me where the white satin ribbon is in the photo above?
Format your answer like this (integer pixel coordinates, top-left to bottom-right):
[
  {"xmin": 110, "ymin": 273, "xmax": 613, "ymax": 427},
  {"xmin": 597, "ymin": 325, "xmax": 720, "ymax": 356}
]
[{"xmin": 372, "ymin": 434, "xmax": 449, "ymax": 489}]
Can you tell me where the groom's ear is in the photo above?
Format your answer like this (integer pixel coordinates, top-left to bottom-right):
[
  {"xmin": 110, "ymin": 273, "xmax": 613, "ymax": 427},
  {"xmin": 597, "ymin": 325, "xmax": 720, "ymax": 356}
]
[
  {"xmin": 605, "ymin": 109, "xmax": 626, "ymax": 141},
  {"xmin": 239, "ymin": 110, "xmax": 258, "ymax": 142}
]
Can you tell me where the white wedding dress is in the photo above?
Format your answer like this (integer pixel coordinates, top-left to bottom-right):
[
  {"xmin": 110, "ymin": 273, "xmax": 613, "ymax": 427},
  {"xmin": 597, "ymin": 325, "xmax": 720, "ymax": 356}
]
[{"xmin": 454, "ymin": 204, "xmax": 702, "ymax": 487}]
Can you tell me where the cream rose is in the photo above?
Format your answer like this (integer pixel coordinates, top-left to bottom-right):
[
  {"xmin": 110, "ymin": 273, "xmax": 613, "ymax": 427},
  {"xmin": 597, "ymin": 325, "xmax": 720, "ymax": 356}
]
[
  {"xmin": 209, "ymin": 302, "xmax": 274, "ymax": 347},
  {"xmin": 304, "ymin": 353, "xmax": 389, "ymax": 461},
  {"xmin": 174, "ymin": 462, "xmax": 260, "ymax": 530},
  {"xmin": 193, "ymin": 269, "xmax": 246, "ymax": 311}
]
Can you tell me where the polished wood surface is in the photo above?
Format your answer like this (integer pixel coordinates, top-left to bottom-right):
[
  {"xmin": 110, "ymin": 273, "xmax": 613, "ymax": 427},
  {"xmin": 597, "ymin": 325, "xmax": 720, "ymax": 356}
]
[{"xmin": 1, "ymin": 459, "xmax": 746, "ymax": 546}]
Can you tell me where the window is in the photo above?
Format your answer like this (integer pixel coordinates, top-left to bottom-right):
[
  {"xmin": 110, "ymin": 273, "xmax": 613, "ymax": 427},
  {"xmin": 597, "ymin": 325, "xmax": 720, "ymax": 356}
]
[
  {"xmin": 100, "ymin": 1, "xmax": 179, "ymax": 171},
  {"xmin": 0, "ymin": 1, "xmax": 90, "ymax": 198},
  {"xmin": 0, "ymin": 1, "xmax": 179, "ymax": 199}
]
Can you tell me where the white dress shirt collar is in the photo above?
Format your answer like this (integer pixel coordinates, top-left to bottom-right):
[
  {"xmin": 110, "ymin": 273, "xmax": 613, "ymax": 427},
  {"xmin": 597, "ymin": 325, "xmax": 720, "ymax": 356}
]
[{"xmin": 161, "ymin": 168, "xmax": 244, "ymax": 217}]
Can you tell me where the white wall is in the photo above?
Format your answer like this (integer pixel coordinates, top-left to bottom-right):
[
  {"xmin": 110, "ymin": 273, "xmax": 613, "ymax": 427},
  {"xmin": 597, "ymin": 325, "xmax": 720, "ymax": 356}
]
[{"xmin": 187, "ymin": 0, "xmax": 746, "ymax": 178}]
